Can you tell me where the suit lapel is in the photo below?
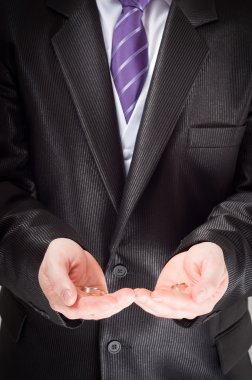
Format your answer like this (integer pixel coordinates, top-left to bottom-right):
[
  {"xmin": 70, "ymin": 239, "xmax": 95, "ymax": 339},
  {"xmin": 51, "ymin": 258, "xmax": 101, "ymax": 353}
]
[
  {"xmin": 46, "ymin": 0, "xmax": 125, "ymax": 213},
  {"xmin": 46, "ymin": 0, "xmax": 218, "ymax": 250},
  {"xmin": 110, "ymin": 0, "xmax": 217, "ymax": 252},
  {"xmin": 176, "ymin": 0, "xmax": 218, "ymax": 27}
]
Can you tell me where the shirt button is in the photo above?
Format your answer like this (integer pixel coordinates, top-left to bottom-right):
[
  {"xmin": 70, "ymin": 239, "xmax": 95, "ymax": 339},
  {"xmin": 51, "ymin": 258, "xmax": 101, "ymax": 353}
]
[
  {"xmin": 108, "ymin": 341, "xmax": 121, "ymax": 354},
  {"xmin": 123, "ymin": 148, "xmax": 132, "ymax": 160},
  {"xmin": 113, "ymin": 265, "xmax": 127, "ymax": 278}
]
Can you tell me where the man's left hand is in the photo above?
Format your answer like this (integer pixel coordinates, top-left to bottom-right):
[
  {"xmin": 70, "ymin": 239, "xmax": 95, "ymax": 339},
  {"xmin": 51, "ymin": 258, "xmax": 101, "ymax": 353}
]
[{"xmin": 134, "ymin": 242, "xmax": 229, "ymax": 319}]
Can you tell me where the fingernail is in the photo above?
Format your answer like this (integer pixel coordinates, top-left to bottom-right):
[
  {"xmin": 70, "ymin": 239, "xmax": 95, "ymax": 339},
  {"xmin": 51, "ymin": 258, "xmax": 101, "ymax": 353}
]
[{"xmin": 62, "ymin": 289, "xmax": 72, "ymax": 303}]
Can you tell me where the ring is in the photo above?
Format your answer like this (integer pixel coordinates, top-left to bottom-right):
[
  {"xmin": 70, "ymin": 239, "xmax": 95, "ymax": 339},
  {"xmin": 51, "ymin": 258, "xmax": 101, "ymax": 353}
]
[
  {"xmin": 171, "ymin": 282, "xmax": 187, "ymax": 292},
  {"xmin": 78, "ymin": 286, "xmax": 106, "ymax": 296}
]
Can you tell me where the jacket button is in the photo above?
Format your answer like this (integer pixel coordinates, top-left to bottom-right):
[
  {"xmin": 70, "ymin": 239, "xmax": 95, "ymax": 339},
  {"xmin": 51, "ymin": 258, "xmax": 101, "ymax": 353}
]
[
  {"xmin": 113, "ymin": 265, "xmax": 127, "ymax": 278},
  {"xmin": 108, "ymin": 340, "xmax": 121, "ymax": 354}
]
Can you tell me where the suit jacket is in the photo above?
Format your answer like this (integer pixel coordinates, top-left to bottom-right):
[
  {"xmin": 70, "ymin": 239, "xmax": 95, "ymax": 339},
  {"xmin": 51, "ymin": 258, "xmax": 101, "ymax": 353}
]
[{"xmin": 0, "ymin": 0, "xmax": 252, "ymax": 378}]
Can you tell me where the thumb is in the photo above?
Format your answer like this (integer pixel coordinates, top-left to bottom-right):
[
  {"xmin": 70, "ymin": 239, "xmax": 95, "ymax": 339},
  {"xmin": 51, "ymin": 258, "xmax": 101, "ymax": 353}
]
[
  {"xmin": 191, "ymin": 260, "xmax": 224, "ymax": 303},
  {"xmin": 48, "ymin": 262, "xmax": 78, "ymax": 307},
  {"xmin": 184, "ymin": 249, "xmax": 223, "ymax": 303},
  {"xmin": 60, "ymin": 286, "xmax": 78, "ymax": 307}
]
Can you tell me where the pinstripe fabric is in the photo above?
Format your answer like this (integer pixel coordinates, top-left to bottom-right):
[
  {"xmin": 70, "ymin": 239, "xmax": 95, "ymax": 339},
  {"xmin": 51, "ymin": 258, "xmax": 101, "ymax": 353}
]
[{"xmin": 0, "ymin": 0, "xmax": 252, "ymax": 379}]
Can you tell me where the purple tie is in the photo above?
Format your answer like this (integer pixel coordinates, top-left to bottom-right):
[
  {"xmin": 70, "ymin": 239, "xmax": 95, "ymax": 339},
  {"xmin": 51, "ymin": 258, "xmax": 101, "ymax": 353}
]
[{"xmin": 110, "ymin": 0, "xmax": 151, "ymax": 123}]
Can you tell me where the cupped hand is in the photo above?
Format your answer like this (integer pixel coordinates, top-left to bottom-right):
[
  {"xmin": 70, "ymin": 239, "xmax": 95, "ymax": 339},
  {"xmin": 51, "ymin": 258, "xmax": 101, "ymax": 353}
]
[
  {"xmin": 38, "ymin": 238, "xmax": 135, "ymax": 320},
  {"xmin": 134, "ymin": 242, "xmax": 229, "ymax": 319}
]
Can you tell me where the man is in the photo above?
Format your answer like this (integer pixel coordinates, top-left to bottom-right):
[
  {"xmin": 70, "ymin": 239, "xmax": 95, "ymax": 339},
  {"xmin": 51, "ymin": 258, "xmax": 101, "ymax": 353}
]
[{"xmin": 0, "ymin": 0, "xmax": 252, "ymax": 378}]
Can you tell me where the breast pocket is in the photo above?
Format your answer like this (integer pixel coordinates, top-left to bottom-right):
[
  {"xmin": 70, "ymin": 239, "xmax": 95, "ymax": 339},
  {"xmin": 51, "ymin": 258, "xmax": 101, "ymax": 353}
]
[
  {"xmin": 187, "ymin": 124, "xmax": 246, "ymax": 148},
  {"xmin": 215, "ymin": 311, "xmax": 252, "ymax": 375}
]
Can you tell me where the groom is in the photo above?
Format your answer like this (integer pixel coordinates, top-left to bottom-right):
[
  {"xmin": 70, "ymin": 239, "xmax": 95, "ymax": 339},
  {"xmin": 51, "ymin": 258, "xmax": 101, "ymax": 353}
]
[{"xmin": 0, "ymin": 0, "xmax": 252, "ymax": 378}]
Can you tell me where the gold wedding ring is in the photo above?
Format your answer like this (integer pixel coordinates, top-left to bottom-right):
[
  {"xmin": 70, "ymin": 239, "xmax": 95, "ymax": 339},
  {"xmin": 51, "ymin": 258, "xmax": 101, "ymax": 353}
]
[{"xmin": 78, "ymin": 286, "xmax": 106, "ymax": 297}]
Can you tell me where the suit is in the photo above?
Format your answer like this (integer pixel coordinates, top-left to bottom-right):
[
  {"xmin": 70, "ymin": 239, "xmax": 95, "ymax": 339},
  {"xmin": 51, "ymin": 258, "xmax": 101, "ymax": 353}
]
[{"xmin": 0, "ymin": 0, "xmax": 252, "ymax": 378}]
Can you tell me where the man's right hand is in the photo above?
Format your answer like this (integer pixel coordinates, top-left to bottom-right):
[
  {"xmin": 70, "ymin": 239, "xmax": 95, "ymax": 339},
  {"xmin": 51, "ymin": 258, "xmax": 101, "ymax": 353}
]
[{"xmin": 38, "ymin": 238, "xmax": 135, "ymax": 320}]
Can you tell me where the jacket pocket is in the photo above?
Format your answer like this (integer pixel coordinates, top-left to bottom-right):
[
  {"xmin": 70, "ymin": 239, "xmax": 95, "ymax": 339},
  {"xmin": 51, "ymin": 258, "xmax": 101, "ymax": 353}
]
[
  {"xmin": 215, "ymin": 310, "xmax": 252, "ymax": 375},
  {"xmin": 0, "ymin": 287, "xmax": 27, "ymax": 343},
  {"xmin": 187, "ymin": 124, "xmax": 246, "ymax": 148}
]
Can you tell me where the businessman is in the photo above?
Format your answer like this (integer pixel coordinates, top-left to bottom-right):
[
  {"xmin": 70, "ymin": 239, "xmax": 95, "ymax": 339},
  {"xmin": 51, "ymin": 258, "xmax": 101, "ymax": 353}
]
[{"xmin": 0, "ymin": 0, "xmax": 252, "ymax": 378}]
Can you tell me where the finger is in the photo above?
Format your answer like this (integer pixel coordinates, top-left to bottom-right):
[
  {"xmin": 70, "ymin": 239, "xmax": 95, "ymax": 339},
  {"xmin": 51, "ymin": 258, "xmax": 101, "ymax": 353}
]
[
  {"xmin": 134, "ymin": 288, "xmax": 152, "ymax": 298},
  {"xmin": 76, "ymin": 288, "xmax": 135, "ymax": 317},
  {"xmin": 83, "ymin": 299, "xmax": 134, "ymax": 320},
  {"xmin": 134, "ymin": 289, "xmax": 178, "ymax": 317},
  {"xmin": 201, "ymin": 274, "xmax": 229, "ymax": 305},
  {"xmin": 192, "ymin": 260, "xmax": 227, "ymax": 303},
  {"xmin": 50, "ymin": 288, "xmax": 135, "ymax": 320},
  {"xmin": 48, "ymin": 287, "xmax": 135, "ymax": 320},
  {"xmin": 42, "ymin": 260, "xmax": 78, "ymax": 307},
  {"xmin": 136, "ymin": 301, "xmax": 198, "ymax": 320},
  {"xmin": 134, "ymin": 292, "xmax": 197, "ymax": 319},
  {"xmin": 48, "ymin": 292, "xmax": 84, "ymax": 319},
  {"xmin": 152, "ymin": 288, "xmax": 202, "ymax": 316},
  {"xmin": 135, "ymin": 299, "xmax": 163, "ymax": 317},
  {"xmin": 184, "ymin": 248, "xmax": 227, "ymax": 303},
  {"xmin": 136, "ymin": 288, "xmax": 216, "ymax": 318}
]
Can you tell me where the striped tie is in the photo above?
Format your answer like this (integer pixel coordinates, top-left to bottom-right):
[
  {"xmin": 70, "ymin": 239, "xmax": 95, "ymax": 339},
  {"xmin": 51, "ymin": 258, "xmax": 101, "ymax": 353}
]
[{"xmin": 110, "ymin": 0, "xmax": 151, "ymax": 123}]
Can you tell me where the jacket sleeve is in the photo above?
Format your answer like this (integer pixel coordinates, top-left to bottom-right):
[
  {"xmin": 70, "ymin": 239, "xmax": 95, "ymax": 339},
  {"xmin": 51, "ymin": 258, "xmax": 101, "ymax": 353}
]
[
  {"xmin": 172, "ymin": 103, "xmax": 252, "ymax": 328},
  {"xmin": 0, "ymin": 56, "xmax": 85, "ymax": 328}
]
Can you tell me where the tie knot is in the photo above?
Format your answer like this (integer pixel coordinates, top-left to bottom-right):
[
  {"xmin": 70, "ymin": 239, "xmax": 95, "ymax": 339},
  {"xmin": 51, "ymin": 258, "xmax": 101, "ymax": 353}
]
[{"xmin": 119, "ymin": 0, "xmax": 150, "ymax": 11}]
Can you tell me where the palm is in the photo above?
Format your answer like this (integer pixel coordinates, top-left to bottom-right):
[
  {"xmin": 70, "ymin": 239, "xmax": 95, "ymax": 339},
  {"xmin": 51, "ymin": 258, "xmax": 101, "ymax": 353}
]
[
  {"xmin": 66, "ymin": 243, "xmax": 107, "ymax": 293},
  {"xmin": 39, "ymin": 238, "xmax": 135, "ymax": 320},
  {"xmin": 156, "ymin": 251, "xmax": 195, "ymax": 295},
  {"xmin": 134, "ymin": 242, "xmax": 228, "ymax": 319}
]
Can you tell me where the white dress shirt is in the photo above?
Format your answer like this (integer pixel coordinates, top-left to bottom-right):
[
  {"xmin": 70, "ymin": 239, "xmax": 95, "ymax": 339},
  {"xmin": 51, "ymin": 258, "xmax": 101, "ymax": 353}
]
[{"xmin": 96, "ymin": 0, "xmax": 172, "ymax": 174}]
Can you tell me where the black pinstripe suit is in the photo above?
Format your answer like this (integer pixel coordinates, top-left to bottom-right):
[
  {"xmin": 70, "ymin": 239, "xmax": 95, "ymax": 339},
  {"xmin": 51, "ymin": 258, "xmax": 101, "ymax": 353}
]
[{"xmin": 0, "ymin": 0, "xmax": 252, "ymax": 378}]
